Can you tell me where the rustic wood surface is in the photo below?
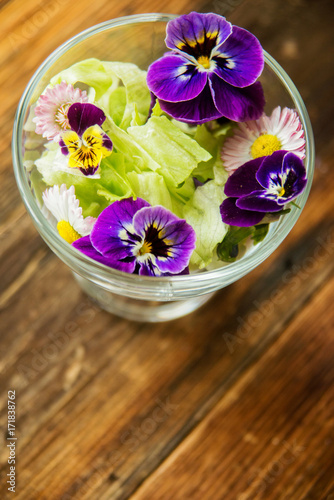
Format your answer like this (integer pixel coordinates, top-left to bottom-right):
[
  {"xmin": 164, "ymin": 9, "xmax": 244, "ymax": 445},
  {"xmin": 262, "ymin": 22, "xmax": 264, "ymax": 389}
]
[{"xmin": 1, "ymin": 0, "xmax": 334, "ymax": 499}]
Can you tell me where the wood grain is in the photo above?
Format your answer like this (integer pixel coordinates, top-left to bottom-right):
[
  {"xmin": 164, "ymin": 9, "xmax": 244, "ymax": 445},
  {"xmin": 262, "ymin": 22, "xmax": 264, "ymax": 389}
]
[{"xmin": 1, "ymin": 0, "xmax": 334, "ymax": 499}]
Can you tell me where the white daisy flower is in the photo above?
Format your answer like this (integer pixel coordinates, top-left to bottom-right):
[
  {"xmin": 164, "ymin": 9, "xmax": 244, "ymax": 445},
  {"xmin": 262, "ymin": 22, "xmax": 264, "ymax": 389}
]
[
  {"xmin": 42, "ymin": 184, "xmax": 96, "ymax": 244},
  {"xmin": 221, "ymin": 106, "xmax": 306, "ymax": 174}
]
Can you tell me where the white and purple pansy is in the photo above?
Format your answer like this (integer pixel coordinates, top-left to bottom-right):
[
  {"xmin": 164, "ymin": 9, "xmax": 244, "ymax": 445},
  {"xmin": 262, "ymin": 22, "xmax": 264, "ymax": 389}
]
[
  {"xmin": 220, "ymin": 150, "xmax": 307, "ymax": 227},
  {"xmin": 60, "ymin": 103, "xmax": 113, "ymax": 176},
  {"xmin": 73, "ymin": 197, "xmax": 196, "ymax": 276},
  {"xmin": 146, "ymin": 12, "xmax": 265, "ymax": 124}
]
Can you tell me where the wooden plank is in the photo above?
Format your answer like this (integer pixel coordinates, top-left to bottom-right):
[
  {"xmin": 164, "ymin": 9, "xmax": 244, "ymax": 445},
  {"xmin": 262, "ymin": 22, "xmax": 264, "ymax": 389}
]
[
  {"xmin": 131, "ymin": 275, "xmax": 334, "ymax": 500},
  {"xmin": 0, "ymin": 213, "xmax": 333, "ymax": 499}
]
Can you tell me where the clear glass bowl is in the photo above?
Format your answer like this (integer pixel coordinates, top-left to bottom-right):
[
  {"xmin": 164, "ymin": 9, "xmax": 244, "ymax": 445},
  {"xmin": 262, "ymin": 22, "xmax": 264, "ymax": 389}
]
[{"xmin": 12, "ymin": 13, "xmax": 315, "ymax": 322}]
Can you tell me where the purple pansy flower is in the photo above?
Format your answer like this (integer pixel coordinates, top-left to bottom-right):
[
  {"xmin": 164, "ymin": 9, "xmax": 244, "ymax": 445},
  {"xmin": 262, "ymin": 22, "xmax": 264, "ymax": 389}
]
[
  {"xmin": 146, "ymin": 12, "xmax": 265, "ymax": 124},
  {"xmin": 60, "ymin": 103, "xmax": 113, "ymax": 176},
  {"xmin": 220, "ymin": 150, "xmax": 307, "ymax": 227},
  {"xmin": 73, "ymin": 197, "xmax": 196, "ymax": 276}
]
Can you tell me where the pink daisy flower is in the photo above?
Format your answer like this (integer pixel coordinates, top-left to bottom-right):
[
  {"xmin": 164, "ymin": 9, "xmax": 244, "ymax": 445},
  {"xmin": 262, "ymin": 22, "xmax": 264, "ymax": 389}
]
[
  {"xmin": 33, "ymin": 82, "xmax": 88, "ymax": 142},
  {"xmin": 221, "ymin": 106, "xmax": 306, "ymax": 174}
]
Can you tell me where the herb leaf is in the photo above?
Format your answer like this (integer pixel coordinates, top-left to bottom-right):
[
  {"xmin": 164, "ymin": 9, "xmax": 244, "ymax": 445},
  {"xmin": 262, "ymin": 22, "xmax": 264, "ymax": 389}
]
[{"xmin": 217, "ymin": 224, "xmax": 269, "ymax": 262}]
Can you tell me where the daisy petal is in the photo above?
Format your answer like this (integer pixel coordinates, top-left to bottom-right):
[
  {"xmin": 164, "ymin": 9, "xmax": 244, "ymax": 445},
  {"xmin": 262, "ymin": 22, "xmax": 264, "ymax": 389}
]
[
  {"xmin": 74, "ymin": 216, "xmax": 97, "ymax": 236},
  {"xmin": 221, "ymin": 107, "xmax": 306, "ymax": 173},
  {"xmin": 220, "ymin": 198, "xmax": 265, "ymax": 227},
  {"xmin": 42, "ymin": 184, "xmax": 96, "ymax": 241},
  {"xmin": 33, "ymin": 81, "xmax": 88, "ymax": 142},
  {"xmin": 210, "ymin": 76, "xmax": 265, "ymax": 122},
  {"xmin": 147, "ymin": 54, "xmax": 207, "ymax": 102},
  {"xmin": 213, "ymin": 26, "xmax": 264, "ymax": 87}
]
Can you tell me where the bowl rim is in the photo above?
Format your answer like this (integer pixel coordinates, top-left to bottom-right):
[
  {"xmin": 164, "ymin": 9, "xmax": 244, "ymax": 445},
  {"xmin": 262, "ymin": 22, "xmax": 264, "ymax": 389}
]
[{"xmin": 12, "ymin": 13, "xmax": 315, "ymax": 293}]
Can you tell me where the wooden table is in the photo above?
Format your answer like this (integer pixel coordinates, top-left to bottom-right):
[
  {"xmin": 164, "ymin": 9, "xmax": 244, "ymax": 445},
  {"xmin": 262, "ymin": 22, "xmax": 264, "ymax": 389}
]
[{"xmin": 1, "ymin": 0, "xmax": 334, "ymax": 498}]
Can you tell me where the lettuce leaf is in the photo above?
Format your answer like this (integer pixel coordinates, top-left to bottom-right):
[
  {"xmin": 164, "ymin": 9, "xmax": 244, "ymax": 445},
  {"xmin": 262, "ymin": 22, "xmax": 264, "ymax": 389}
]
[
  {"xmin": 183, "ymin": 172, "xmax": 228, "ymax": 269},
  {"xmin": 127, "ymin": 115, "xmax": 212, "ymax": 187},
  {"xmin": 127, "ymin": 171, "xmax": 173, "ymax": 210},
  {"xmin": 50, "ymin": 58, "xmax": 121, "ymax": 99},
  {"xmin": 34, "ymin": 147, "xmax": 133, "ymax": 217},
  {"xmin": 192, "ymin": 123, "xmax": 232, "ymax": 183},
  {"xmin": 98, "ymin": 86, "xmax": 127, "ymax": 127},
  {"xmin": 104, "ymin": 115, "xmax": 161, "ymax": 172},
  {"xmin": 50, "ymin": 59, "xmax": 147, "ymax": 128},
  {"xmin": 102, "ymin": 61, "xmax": 151, "ymax": 128},
  {"xmin": 126, "ymin": 171, "xmax": 195, "ymax": 218}
]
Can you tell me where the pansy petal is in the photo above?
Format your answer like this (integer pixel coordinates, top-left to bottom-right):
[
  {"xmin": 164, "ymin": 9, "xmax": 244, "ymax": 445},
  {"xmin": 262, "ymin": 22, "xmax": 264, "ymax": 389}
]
[
  {"xmin": 224, "ymin": 157, "xmax": 263, "ymax": 197},
  {"xmin": 255, "ymin": 150, "xmax": 287, "ymax": 189},
  {"xmin": 147, "ymin": 54, "xmax": 207, "ymax": 102},
  {"xmin": 210, "ymin": 75, "xmax": 265, "ymax": 122},
  {"xmin": 102, "ymin": 132, "xmax": 113, "ymax": 152},
  {"xmin": 72, "ymin": 236, "xmax": 135, "ymax": 273},
  {"xmin": 156, "ymin": 220, "xmax": 196, "ymax": 274},
  {"xmin": 159, "ymin": 82, "xmax": 223, "ymax": 124},
  {"xmin": 67, "ymin": 103, "xmax": 106, "ymax": 136},
  {"xmin": 90, "ymin": 197, "xmax": 150, "ymax": 258},
  {"xmin": 282, "ymin": 152, "xmax": 307, "ymax": 179},
  {"xmin": 59, "ymin": 141, "xmax": 69, "ymax": 156},
  {"xmin": 133, "ymin": 206, "xmax": 196, "ymax": 274},
  {"xmin": 138, "ymin": 260, "xmax": 162, "ymax": 277},
  {"xmin": 133, "ymin": 205, "xmax": 179, "ymax": 237},
  {"xmin": 82, "ymin": 125, "xmax": 104, "ymax": 147},
  {"xmin": 220, "ymin": 198, "xmax": 265, "ymax": 227},
  {"xmin": 213, "ymin": 26, "xmax": 264, "ymax": 87},
  {"xmin": 148, "ymin": 92, "xmax": 157, "ymax": 119},
  {"xmin": 68, "ymin": 146, "xmax": 102, "ymax": 171},
  {"xmin": 166, "ymin": 12, "xmax": 232, "ymax": 55},
  {"xmin": 236, "ymin": 192, "xmax": 282, "ymax": 212},
  {"xmin": 61, "ymin": 130, "xmax": 81, "ymax": 154},
  {"xmin": 79, "ymin": 165, "xmax": 100, "ymax": 176}
]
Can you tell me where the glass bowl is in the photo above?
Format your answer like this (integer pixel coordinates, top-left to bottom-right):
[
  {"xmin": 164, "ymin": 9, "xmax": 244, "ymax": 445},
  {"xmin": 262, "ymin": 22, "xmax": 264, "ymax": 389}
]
[{"xmin": 12, "ymin": 13, "xmax": 315, "ymax": 322}]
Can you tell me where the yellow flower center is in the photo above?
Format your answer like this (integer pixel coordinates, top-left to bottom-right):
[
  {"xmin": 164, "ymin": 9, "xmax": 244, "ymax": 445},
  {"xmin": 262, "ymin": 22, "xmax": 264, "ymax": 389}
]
[
  {"xmin": 138, "ymin": 240, "xmax": 152, "ymax": 256},
  {"xmin": 55, "ymin": 103, "xmax": 71, "ymax": 130},
  {"xmin": 197, "ymin": 55, "xmax": 211, "ymax": 70},
  {"xmin": 57, "ymin": 220, "xmax": 81, "ymax": 244},
  {"xmin": 278, "ymin": 186, "xmax": 285, "ymax": 197},
  {"xmin": 251, "ymin": 134, "xmax": 282, "ymax": 159}
]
